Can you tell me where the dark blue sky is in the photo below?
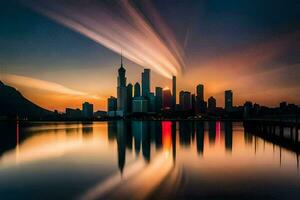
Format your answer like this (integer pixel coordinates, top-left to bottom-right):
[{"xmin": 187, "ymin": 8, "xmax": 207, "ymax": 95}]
[{"xmin": 0, "ymin": 0, "xmax": 299, "ymax": 110}]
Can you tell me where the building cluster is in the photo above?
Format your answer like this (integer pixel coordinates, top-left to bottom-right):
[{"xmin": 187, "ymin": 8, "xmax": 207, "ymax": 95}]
[
  {"xmin": 65, "ymin": 102, "xmax": 94, "ymax": 119},
  {"xmin": 107, "ymin": 56, "xmax": 234, "ymax": 118}
]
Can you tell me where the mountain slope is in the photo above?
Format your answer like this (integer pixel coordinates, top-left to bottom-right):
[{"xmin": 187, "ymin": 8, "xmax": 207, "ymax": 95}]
[{"xmin": 0, "ymin": 81, "xmax": 53, "ymax": 119}]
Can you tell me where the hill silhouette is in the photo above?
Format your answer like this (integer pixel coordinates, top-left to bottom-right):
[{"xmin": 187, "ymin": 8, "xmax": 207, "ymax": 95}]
[{"xmin": 0, "ymin": 81, "xmax": 53, "ymax": 119}]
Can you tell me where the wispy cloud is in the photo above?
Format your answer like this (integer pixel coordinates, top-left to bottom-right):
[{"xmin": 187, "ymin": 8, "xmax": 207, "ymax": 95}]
[
  {"xmin": 2, "ymin": 73, "xmax": 102, "ymax": 99},
  {"xmin": 28, "ymin": 0, "xmax": 185, "ymax": 78}
]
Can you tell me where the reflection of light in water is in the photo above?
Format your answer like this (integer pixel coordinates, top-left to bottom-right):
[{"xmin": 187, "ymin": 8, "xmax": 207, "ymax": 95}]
[
  {"xmin": 1, "ymin": 126, "xmax": 106, "ymax": 167},
  {"xmin": 162, "ymin": 121, "xmax": 172, "ymax": 151},
  {"xmin": 80, "ymin": 151, "xmax": 173, "ymax": 200},
  {"xmin": 79, "ymin": 160, "xmax": 146, "ymax": 200}
]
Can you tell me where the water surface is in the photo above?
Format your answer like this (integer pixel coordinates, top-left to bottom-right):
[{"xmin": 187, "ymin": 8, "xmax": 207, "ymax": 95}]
[{"xmin": 0, "ymin": 121, "xmax": 299, "ymax": 199}]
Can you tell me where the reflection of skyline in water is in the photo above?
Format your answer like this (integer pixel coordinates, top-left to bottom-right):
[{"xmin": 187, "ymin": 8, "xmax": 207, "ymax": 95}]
[
  {"xmin": 0, "ymin": 121, "xmax": 300, "ymax": 199},
  {"xmin": 0, "ymin": 120, "xmax": 299, "ymax": 173},
  {"xmin": 104, "ymin": 120, "xmax": 299, "ymax": 174}
]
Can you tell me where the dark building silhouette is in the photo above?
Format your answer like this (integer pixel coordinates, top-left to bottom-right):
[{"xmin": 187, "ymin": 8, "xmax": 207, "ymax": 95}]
[
  {"xmin": 117, "ymin": 55, "xmax": 127, "ymax": 116},
  {"xmin": 132, "ymin": 97, "xmax": 148, "ymax": 113},
  {"xmin": 244, "ymin": 101, "xmax": 253, "ymax": 118},
  {"xmin": 179, "ymin": 91, "xmax": 192, "ymax": 111},
  {"xmin": 82, "ymin": 102, "xmax": 93, "ymax": 118},
  {"xmin": 196, "ymin": 84, "xmax": 204, "ymax": 101},
  {"xmin": 208, "ymin": 96, "xmax": 216, "ymax": 113},
  {"xmin": 108, "ymin": 97, "xmax": 117, "ymax": 111},
  {"xmin": 225, "ymin": 90, "xmax": 233, "ymax": 112},
  {"xmin": 127, "ymin": 83, "xmax": 133, "ymax": 113},
  {"xmin": 142, "ymin": 69, "xmax": 150, "ymax": 98},
  {"xmin": 155, "ymin": 87, "xmax": 163, "ymax": 112},
  {"xmin": 108, "ymin": 96, "xmax": 117, "ymax": 117},
  {"xmin": 134, "ymin": 82, "xmax": 141, "ymax": 97},
  {"xmin": 163, "ymin": 88, "xmax": 172, "ymax": 109},
  {"xmin": 195, "ymin": 84, "xmax": 206, "ymax": 114},
  {"xmin": 191, "ymin": 94, "xmax": 196, "ymax": 112},
  {"xmin": 66, "ymin": 108, "xmax": 82, "ymax": 119},
  {"xmin": 172, "ymin": 76, "xmax": 176, "ymax": 110},
  {"xmin": 149, "ymin": 92, "xmax": 156, "ymax": 112}
]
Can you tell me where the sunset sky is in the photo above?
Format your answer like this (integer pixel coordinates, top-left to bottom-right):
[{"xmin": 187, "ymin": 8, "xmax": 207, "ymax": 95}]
[{"xmin": 1, "ymin": 0, "xmax": 299, "ymax": 111}]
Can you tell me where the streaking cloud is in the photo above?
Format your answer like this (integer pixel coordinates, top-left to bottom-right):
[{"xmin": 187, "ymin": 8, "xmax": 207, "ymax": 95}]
[
  {"xmin": 2, "ymin": 73, "xmax": 102, "ymax": 99},
  {"xmin": 28, "ymin": 0, "xmax": 185, "ymax": 78}
]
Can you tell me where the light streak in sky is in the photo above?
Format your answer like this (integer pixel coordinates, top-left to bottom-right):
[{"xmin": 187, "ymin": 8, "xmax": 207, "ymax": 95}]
[
  {"xmin": 29, "ymin": 0, "xmax": 185, "ymax": 79},
  {"xmin": 2, "ymin": 73, "xmax": 102, "ymax": 99}
]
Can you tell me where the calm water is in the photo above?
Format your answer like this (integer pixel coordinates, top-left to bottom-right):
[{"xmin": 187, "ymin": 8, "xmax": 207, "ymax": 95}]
[{"xmin": 0, "ymin": 121, "xmax": 299, "ymax": 200}]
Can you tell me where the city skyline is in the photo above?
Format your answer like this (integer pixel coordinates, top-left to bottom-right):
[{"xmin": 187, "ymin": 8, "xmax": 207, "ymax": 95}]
[{"xmin": 1, "ymin": 0, "xmax": 300, "ymax": 112}]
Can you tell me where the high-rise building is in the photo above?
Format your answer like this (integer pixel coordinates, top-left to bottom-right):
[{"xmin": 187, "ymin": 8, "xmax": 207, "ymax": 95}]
[
  {"xmin": 117, "ymin": 55, "xmax": 127, "ymax": 116},
  {"xmin": 243, "ymin": 101, "xmax": 253, "ymax": 118},
  {"xmin": 149, "ymin": 92, "xmax": 156, "ymax": 112},
  {"xmin": 66, "ymin": 108, "xmax": 82, "ymax": 119},
  {"xmin": 208, "ymin": 96, "xmax": 216, "ymax": 112},
  {"xmin": 82, "ymin": 102, "xmax": 94, "ymax": 118},
  {"xmin": 191, "ymin": 94, "xmax": 196, "ymax": 112},
  {"xmin": 172, "ymin": 76, "xmax": 176, "ymax": 110},
  {"xmin": 108, "ymin": 96, "xmax": 117, "ymax": 111},
  {"xmin": 127, "ymin": 83, "xmax": 133, "ymax": 113},
  {"xmin": 225, "ymin": 90, "xmax": 233, "ymax": 112},
  {"xmin": 163, "ymin": 88, "xmax": 172, "ymax": 109},
  {"xmin": 142, "ymin": 69, "xmax": 150, "ymax": 97},
  {"xmin": 196, "ymin": 84, "xmax": 204, "ymax": 101},
  {"xmin": 107, "ymin": 96, "xmax": 117, "ymax": 117},
  {"xmin": 179, "ymin": 91, "xmax": 192, "ymax": 110},
  {"xmin": 155, "ymin": 87, "xmax": 163, "ymax": 112},
  {"xmin": 195, "ymin": 84, "xmax": 205, "ymax": 114},
  {"xmin": 134, "ymin": 82, "xmax": 141, "ymax": 97},
  {"xmin": 132, "ymin": 97, "xmax": 148, "ymax": 113}
]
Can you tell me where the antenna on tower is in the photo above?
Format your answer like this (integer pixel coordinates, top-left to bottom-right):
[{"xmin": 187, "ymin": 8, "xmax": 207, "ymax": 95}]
[{"xmin": 121, "ymin": 48, "xmax": 123, "ymax": 67}]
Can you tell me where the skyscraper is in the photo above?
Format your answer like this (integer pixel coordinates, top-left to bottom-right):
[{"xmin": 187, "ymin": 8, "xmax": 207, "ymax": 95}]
[
  {"xmin": 208, "ymin": 96, "xmax": 216, "ymax": 112},
  {"xmin": 155, "ymin": 87, "xmax": 163, "ymax": 112},
  {"xmin": 196, "ymin": 84, "xmax": 204, "ymax": 101},
  {"xmin": 117, "ymin": 55, "xmax": 127, "ymax": 116},
  {"xmin": 142, "ymin": 69, "xmax": 150, "ymax": 97},
  {"xmin": 179, "ymin": 91, "xmax": 192, "ymax": 110},
  {"xmin": 108, "ymin": 96, "xmax": 117, "ymax": 111},
  {"xmin": 163, "ymin": 88, "xmax": 172, "ymax": 109},
  {"xmin": 82, "ymin": 102, "xmax": 93, "ymax": 118},
  {"xmin": 195, "ymin": 84, "xmax": 205, "ymax": 114},
  {"xmin": 134, "ymin": 82, "xmax": 141, "ymax": 97},
  {"xmin": 107, "ymin": 96, "xmax": 117, "ymax": 117},
  {"xmin": 172, "ymin": 76, "xmax": 176, "ymax": 110},
  {"xmin": 127, "ymin": 83, "xmax": 133, "ymax": 113},
  {"xmin": 225, "ymin": 90, "xmax": 233, "ymax": 112},
  {"xmin": 132, "ymin": 97, "xmax": 148, "ymax": 113},
  {"xmin": 149, "ymin": 92, "xmax": 156, "ymax": 112}
]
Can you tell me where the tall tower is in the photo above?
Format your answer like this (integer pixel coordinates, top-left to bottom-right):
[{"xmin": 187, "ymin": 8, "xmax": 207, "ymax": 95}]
[
  {"xmin": 134, "ymin": 82, "xmax": 141, "ymax": 97},
  {"xmin": 127, "ymin": 83, "xmax": 133, "ymax": 113},
  {"xmin": 142, "ymin": 69, "xmax": 150, "ymax": 97},
  {"xmin": 172, "ymin": 76, "xmax": 176, "ymax": 110},
  {"xmin": 225, "ymin": 90, "xmax": 233, "ymax": 112},
  {"xmin": 196, "ymin": 84, "xmax": 204, "ymax": 101},
  {"xmin": 117, "ymin": 54, "xmax": 127, "ymax": 115}
]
